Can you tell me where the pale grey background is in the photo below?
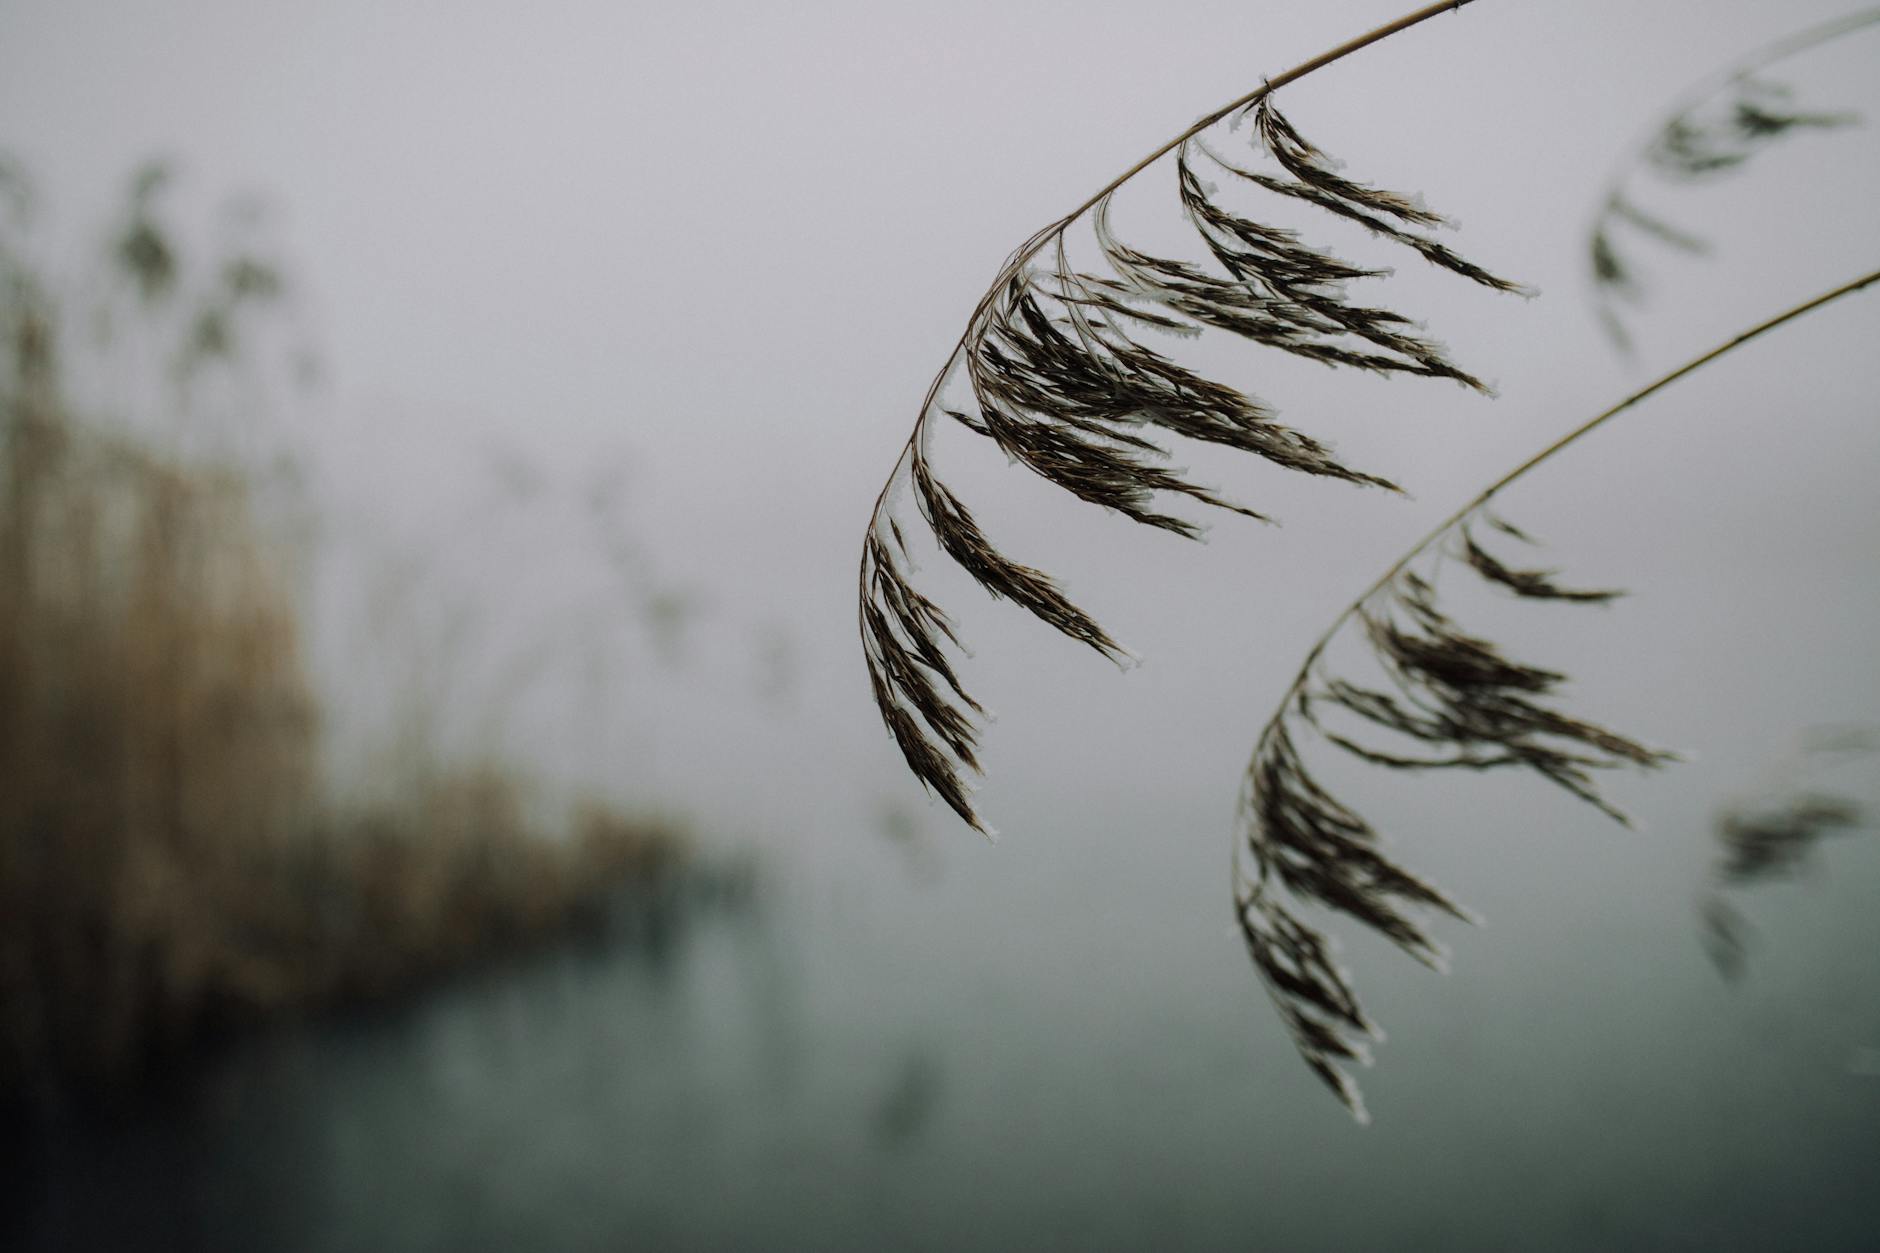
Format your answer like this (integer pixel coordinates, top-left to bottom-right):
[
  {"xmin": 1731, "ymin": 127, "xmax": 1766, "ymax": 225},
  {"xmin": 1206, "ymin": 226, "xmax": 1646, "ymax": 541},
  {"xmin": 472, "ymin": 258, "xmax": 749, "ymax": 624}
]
[{"xmin": 3, "ymin": 2, "xmax": 1877, "ymax": 1248}]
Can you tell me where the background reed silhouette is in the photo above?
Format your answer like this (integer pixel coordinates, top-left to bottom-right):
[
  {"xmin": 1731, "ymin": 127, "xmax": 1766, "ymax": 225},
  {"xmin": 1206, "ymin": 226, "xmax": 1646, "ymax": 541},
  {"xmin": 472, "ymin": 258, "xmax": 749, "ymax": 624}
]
[
  {"xmin": 1698, "ymin": 725, "xmax": 1878, "ymax": 982},
  {"xmin": 1588, "ymin": 9, "xmax": 1878, "ymax": 348},
  {"xmin": 0, "ymin": 165, "xmax": 684, "ymax": 1108}
]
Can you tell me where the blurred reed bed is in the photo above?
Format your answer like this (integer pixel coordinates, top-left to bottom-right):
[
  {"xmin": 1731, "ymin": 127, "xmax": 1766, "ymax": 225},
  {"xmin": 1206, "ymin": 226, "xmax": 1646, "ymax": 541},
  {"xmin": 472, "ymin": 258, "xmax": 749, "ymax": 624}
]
[{"xmin": 0, "ymin": 164, "xmax": 683, "ymax": 1110}]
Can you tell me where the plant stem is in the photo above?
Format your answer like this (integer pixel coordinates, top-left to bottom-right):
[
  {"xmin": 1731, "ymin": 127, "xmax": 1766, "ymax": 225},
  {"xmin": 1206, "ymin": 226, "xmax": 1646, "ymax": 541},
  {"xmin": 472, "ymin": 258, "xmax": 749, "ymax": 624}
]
[
  {"xmin": 1052, "ymin": 0, "xmax": 1486, "ymax": 257},
  {"xmin": 898, "ymin": 0, "xmax": 1484, "ymax": 470},
  {"xmin": 1589, "ymin": 7, "xmax": 1880, "ymax": 338},
  {"xmin": 1609, "ymin": 3, "xmax": 1880, "ymax": 187},
  {"xmin": 864, "ymin": 0, "xmax": 1494, "ymax": 664},
  {"xmin": 1251, "ymin": 265, "xmax": 1880, "ymax": 771}
]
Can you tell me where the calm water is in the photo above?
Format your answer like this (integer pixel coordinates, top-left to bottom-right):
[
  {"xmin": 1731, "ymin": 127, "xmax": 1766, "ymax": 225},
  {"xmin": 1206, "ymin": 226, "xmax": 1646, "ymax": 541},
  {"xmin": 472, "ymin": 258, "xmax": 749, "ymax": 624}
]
[{"xmin": 7, "ymin": 779, "xmax": 1877, "ymax": 1252}]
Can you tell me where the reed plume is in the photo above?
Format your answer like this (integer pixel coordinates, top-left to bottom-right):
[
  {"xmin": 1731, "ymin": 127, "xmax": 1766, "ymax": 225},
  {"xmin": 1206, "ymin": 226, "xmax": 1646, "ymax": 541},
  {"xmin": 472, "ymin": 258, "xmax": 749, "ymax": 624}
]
[
  {"xmin": 1238, "ymin": 269, "xmax": 1880, "ymax": 1119},
  {"xmin": 1696, "ymin": 726, "xmax": 1877, "ymax": 981},
  {"xmin": 1588, "ymin": 8, "xmax": 1876, "ymax": 348},
  {"xmin": 861, "ymin": 0, "xmax": 1521, "ymax": 835}
]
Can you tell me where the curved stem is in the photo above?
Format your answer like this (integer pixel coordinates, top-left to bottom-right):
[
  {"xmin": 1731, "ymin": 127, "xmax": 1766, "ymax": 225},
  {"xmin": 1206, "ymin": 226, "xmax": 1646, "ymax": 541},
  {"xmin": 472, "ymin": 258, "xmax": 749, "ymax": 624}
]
[
  {"xmin": 1589, "ymin": 8, "xmax": 1880, "ymax": 319},
  {"xmin": 862, "ymin": 0, "xmax": 1491, "ymax": 698},
  {"xmin": 1243, "ymin": 265, "xmax": 1880, "ymax": 843},
  {"xmin": 1041, "ymin": 0, "xmax": 1484, "ymax": 257},
  {"xmin": 1616, "ymin": 4, "xmax": 1880, "ymax": 175}
]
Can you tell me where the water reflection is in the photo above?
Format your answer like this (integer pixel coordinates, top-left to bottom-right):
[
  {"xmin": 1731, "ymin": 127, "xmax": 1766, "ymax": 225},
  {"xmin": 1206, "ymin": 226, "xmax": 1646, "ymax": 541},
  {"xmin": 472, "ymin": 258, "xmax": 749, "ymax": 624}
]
[{"xmin": 4, "ymin": 871, "xmax": 758, "ymax": 1253}]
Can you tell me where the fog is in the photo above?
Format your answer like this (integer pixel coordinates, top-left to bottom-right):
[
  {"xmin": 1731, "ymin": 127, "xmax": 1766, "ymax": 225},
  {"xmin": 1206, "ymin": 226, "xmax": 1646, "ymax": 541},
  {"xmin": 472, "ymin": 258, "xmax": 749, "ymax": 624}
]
[{"xmin": 3, "ymin": 1, "xmax": 1877, "ymax": 1248}]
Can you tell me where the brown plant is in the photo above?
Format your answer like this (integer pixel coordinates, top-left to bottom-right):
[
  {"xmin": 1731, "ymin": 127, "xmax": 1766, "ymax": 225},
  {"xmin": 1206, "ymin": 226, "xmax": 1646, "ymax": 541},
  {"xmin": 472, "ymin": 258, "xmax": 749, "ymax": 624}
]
[{"xmin": 0, "ymin": 165, "xmax": 684, "ymax": 1106}]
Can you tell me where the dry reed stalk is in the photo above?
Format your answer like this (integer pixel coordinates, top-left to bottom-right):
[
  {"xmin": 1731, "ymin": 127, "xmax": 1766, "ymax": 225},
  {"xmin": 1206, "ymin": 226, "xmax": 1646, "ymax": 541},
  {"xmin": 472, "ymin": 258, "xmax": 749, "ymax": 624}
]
[
  {"xmin": 1696, "ymin": 726, "xmax": 1877, "ymax": 981},
  {"xmin": 860, "ymin": 0, "xmax": 1520, "ymax": 836},
  {"xmin": 0, "ymin": 167, "xmax": 685, "ymax": 1105},
  {"xmin": 1588, "ymin": 8, "xmax": 1877, "ymax": 348},
  {"xmin": 1238, "ymin": 268, "xmax": 1880, "ymax": 1118}
]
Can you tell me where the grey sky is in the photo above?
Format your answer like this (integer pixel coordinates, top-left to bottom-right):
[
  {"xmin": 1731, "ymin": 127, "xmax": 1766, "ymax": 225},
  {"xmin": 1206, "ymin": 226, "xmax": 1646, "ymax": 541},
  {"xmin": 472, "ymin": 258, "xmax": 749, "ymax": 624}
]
[{"xmin": 1, "ymin": 0, "xmax": 1875, "ymax": 854}]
